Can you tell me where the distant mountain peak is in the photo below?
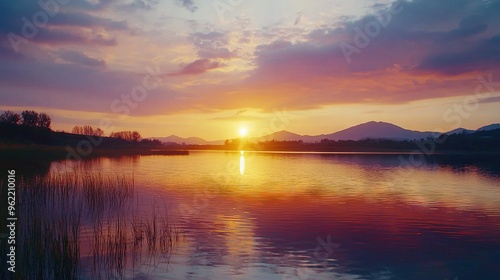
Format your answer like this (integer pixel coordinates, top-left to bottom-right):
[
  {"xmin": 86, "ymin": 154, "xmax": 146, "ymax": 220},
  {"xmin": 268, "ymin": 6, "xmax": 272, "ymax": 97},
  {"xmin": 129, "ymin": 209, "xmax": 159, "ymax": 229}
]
[
  {"xmin": 352, "ymin": 121, "xmax": 410, "ymax": 130},
  {"xmin": 446, "ymin": 128, "xmax": 474, "ymax": 135},
  {"xmin": 274, "ymin": 130, "xmax": 298, "ymax": 135},
  {"xmin": 321, "ymin": 121, "xmax": 434, "ymax": 141},
  {"xmin": 256, "ymin": 130, "xmax": 303, "ymax": 141},
  {"xmin": 477, "ymin": 123, "xmax": 500, "ymax": 131}
]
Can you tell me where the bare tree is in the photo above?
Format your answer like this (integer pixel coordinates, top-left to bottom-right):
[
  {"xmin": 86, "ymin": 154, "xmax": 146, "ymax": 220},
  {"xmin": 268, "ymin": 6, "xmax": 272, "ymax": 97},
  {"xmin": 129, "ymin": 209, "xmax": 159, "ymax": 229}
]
[
  {"xmin": 131, "ymin": 131, "xmax": 141, "ymax": 142},
  {"xmin": 0, "ymin": 111, "xmax": 21, "ymax": 124},
  {"xmin": 82, "ymin": 125, "xmax": 94, "ymax": 135},
  {"xmin": 72, "ymin": 125, "xmax": 104, "ymax": 136},
  {"xmin": 72, "ymin": 126, "xmax": 83, "ymax": 134},
  {"xmin": 110, "ymin": 130, "xmax": 142, "ymax": 142},
  {"xmin": 21, "ymin": 110, "xmax": 39, "ymax": 127},
  {"xmin": 37, "ymin": 113, "xmax": 51, "ymax": 128},
  {"xmin": 94, "ymin": 128, "xmax": 104, "ymax": 137}
]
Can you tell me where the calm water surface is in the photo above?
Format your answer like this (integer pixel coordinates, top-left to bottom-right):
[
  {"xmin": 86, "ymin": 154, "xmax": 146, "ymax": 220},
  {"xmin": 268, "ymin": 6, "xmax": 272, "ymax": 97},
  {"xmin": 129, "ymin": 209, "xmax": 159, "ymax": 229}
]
[{"xmin": 51, "ymin": 151, "xmax": 500, "ymax": 280}]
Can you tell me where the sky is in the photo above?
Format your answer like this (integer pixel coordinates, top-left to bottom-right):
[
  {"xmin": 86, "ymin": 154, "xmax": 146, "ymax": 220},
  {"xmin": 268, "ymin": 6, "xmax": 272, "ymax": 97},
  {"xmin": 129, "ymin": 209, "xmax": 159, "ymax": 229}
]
[{"xmin": 0, "ymin": 0, "xmax": 499, "ymax": 140}]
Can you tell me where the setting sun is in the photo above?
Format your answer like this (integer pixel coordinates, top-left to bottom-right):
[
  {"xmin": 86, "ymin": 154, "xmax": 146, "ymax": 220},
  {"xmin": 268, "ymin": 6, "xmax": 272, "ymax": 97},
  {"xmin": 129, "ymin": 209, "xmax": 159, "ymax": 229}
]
[
  {"xmin": 239, "ymin": 127, "xmax": 248, "ymax": 137},
  {"xmin": 2, "ymin": 0, "xmax": 500, "ymax": 279}
]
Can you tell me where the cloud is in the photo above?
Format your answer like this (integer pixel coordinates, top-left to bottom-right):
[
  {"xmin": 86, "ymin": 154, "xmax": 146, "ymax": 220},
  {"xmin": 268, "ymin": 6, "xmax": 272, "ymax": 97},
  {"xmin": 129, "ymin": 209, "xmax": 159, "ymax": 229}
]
[
  {"xmin": 4, "ymin": 28, "xmax": 119, "ymax": 49},
  {"xmin": 211, "ymin": 115, "xmax": 263, "ymax": 122},
  {"xmin": 0, "ymin": 1, "xmax": 127, "ymax": 33},
  {"xmin": 90, "ymin": 34, "xmax": 118, "ymax": 46},
  {"xmin": 0, "ymin": 57, "xmax": 124, "ymax": 97},
  {"xmin": 234, "ymin": 0, "xmax": 500, "ymax": 110},
  {"xmin": 191, "ymin": 31, "xmax": 227, "ymax": 49},
  {"xmin": 0, "ymin": 43, "xmax": 23, "ymax": 60},
  {"xmin": 235, "ymin": 109, "xmax": 247, "ymax": 115},
  {"xmin": 197, "ymin": 48, "xmax": 236, "ymax": 59},
  {"xmin": 0, "ymin": 54, "xmax": 187, "ymax": 116},
  {"xmin": 0, "ymin": 0, "xmax": 124, "ymax": 52},
  {"xmin": 176, "ymin": 0, "xmax": 197, "ymax": 12},
  {"xmin": 50, "ymin": 12, "xmax": 128, "ymax": 30},
  {"xmin": 1, "ymin": 0, "xmax": 500, "ymax": 118},
  {"xmin": 58, "ymin": 50, "xmax": 106, "ymax": 68},
  {"xmin": 478, "ymin": 95, "xmax": 500, "ymax": 104},
  {"xmin": 29, "ymin": 29, "xmax": 117, "ymax": 46},
  {"xmin": 415, "ymin": 34, "xmax": 500, "ymax": 75},
  {"xmin": 169, "ymin": 59, "xmax": 221, "ymax": 76},
  {"xmin": 71, "ymin": 0, "xmax": 116, "ymax": 11},
  {"xmin": 250, "ymin": 40, "xmax": 347, "ymax": 84},
  {"xmin": 29, "ymin": 29, "xmax": 88, "ymax": 44},
  {"xmin": 125, "ymin": 0, "xmax": 159, "ymax": 11},
  {"xmin": 190, "ymin": 31, "xmax": 237, "ymax": 59},
  {"xmin": 210, "ymin": 109, "xmax": 266, "ymax": 122},
  {"xmin": 294, "ymin": 14, "xmax": 303, "ymax": 26},
  {"xmin": 445, "ymin": 15, "xmax": 488, "ymax": 39}
]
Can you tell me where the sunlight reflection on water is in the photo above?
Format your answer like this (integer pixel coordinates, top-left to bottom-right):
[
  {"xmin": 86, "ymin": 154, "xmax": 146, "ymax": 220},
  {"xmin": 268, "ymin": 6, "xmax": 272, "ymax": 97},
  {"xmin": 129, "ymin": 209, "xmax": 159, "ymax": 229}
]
[{"xmin": 49, "ymin": 151, "xmax": 500, "ymax": 279}]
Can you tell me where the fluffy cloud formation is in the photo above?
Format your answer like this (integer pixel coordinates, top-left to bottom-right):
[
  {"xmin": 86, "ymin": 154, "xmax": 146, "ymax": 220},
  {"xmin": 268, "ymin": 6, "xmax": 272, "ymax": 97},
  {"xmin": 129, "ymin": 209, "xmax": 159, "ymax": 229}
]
[
  {"xmin": 0, "ymin": 3, "xmax": 129, "ymax": 65},
  {"xmin": 0, "ymin": 0, "xmax": 499, "ymax": 118},
  {"xmin": 229, "ymin": 0, "xmax": 500, "ymax": 110}
]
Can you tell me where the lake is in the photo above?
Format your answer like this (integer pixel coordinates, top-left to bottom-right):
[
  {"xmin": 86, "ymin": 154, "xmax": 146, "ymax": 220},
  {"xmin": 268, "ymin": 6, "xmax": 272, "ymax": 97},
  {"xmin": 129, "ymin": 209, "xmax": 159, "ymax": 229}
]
[{"xmin": 31, "ymin": 151, "xmax": 500, "ymax": 279}]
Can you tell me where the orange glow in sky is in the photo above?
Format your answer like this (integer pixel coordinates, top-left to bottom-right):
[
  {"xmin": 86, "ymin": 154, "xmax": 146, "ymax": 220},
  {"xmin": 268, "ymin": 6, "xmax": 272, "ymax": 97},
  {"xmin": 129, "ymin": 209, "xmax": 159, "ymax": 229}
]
[{"xmin": 0, "ymin": 0, "xmax": 498, "ymax": 140}]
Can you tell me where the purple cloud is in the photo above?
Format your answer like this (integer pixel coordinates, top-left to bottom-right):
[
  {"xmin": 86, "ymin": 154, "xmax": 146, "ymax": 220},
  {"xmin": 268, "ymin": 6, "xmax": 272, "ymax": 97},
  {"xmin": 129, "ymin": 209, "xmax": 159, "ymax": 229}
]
[
  {"xmin": 50, "ymin": 12, "xmax": 128, "ymax": 30},
  {"xmin": 58, "ymin": 50, "xmax": 106, "ymax": 68},
  {"xmin": 169, "ymin": 59, "xmax": 221, "ymax": 76}
]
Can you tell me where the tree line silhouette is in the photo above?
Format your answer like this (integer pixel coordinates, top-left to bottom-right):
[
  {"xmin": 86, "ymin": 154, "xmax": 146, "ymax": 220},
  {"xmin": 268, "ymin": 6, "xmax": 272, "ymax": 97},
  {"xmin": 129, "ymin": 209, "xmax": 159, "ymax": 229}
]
[
  {"xmin": 71, "ymin": 125, "xmax": 104, "ymax": 137},
  {"xmin": 71, "ymin": 125, "xmax": 142, "ymax": 142},
  {"xmin": 2, "ymin": 110, "xmax": 498, "ymax": 153},
  {"xmin": 0, "ymin": 110, "xmax": 164, "ymax": 148},
  {"xmin": 0, "ymin": 110, "xmax": 51, "ymax": 128},
  {"xmin": 217, "ymin": 130, "xmax": 500, "ymax": 152},
  {"xmin": 0, "ymin": 110, "xmax": 149, "ymax": 143}
]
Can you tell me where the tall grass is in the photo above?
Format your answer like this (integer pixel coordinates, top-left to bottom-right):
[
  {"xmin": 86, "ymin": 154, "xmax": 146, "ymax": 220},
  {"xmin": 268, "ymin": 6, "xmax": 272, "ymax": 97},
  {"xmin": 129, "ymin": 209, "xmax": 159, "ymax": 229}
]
[
  {"xmin": 16, "ymin": 174, "xmax": 86, "ymax": 279},
  {"xmin": 90, "ymin": 215, "xmax": 129, "ymax": 279},
  {"xmin": 81, "ymin": 173, "xmax": 134, "ymax": 218},
  {"xmin": 11, "ymin": 172, "xmax": 180, "ymax": 280}
]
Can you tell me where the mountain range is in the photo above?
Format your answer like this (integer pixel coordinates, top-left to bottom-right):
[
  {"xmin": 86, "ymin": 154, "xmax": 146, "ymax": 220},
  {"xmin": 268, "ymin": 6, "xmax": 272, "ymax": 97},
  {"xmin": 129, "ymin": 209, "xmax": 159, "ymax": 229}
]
[{"xmin": 150, "ymin": 121, "xmax": 500, "ymax": 145}]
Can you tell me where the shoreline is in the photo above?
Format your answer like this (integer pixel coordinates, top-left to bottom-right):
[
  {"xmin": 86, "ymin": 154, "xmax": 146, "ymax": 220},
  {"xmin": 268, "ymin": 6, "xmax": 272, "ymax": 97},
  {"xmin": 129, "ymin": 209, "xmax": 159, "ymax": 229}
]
[{"xmin": 1, "ymin": 142, "xmax": 499, "ymax": 159}]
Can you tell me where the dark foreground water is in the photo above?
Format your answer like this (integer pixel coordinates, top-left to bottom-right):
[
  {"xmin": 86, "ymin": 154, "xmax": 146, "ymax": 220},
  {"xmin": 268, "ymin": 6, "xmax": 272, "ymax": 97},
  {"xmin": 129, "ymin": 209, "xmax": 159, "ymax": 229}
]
[{"xmin": 13, "ymin": 151, "xmax": 500, "ymax": 279}]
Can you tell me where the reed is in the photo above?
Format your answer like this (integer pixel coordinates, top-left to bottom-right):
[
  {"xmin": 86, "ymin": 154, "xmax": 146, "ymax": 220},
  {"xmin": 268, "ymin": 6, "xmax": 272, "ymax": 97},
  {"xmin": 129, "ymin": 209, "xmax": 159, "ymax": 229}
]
[
  {"xmin": 17, "ymin": 174, "xmax": 84, "ymax": 280},
  {"xmin": 9, "ymin": 172, "xmax": 180, "ymax": 280}
]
